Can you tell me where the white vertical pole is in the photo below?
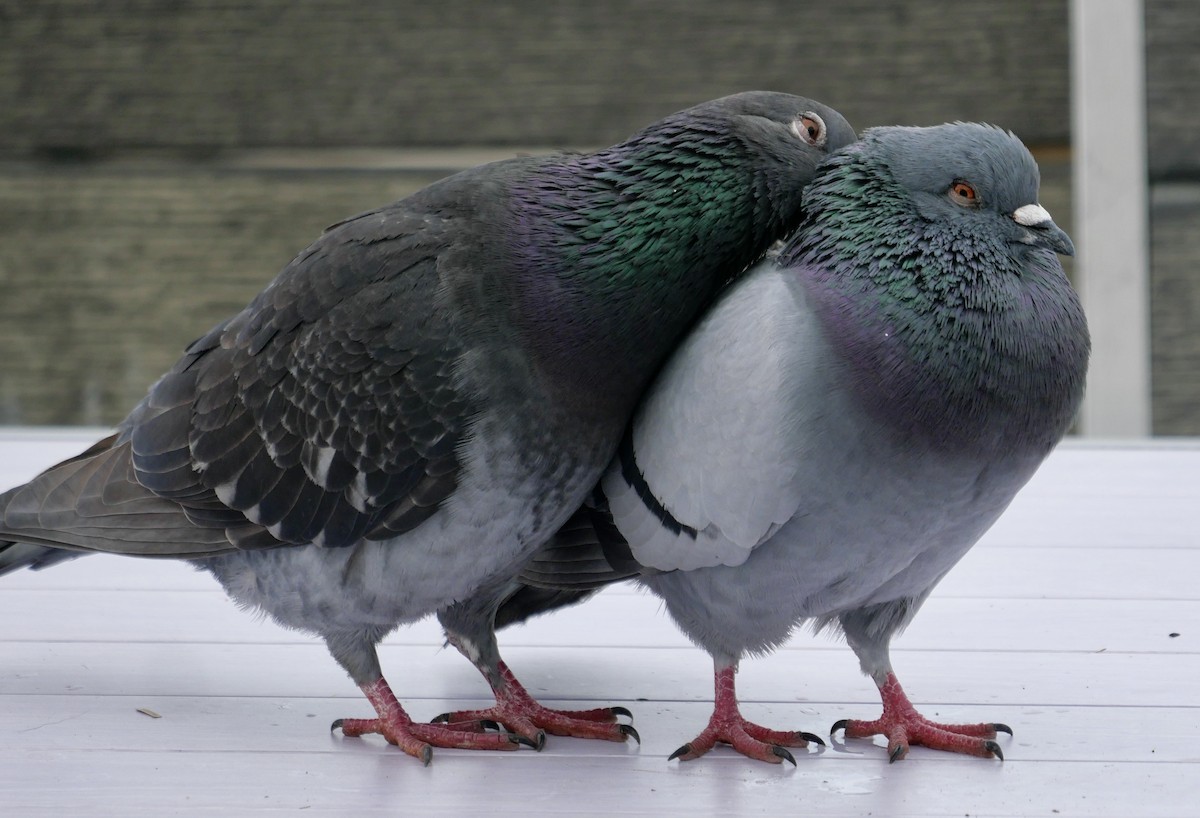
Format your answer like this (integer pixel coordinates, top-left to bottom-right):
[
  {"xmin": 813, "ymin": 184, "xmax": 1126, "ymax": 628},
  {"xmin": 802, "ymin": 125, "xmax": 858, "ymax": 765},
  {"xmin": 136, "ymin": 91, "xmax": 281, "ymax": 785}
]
[{"xmin": 1070, "ymin": 0, "xmax": 1152, "ymax": 437}]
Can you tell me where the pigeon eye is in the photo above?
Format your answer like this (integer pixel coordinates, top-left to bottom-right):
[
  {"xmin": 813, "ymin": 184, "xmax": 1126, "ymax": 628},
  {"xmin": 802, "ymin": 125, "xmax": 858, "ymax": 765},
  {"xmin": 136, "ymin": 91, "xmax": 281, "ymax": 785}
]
[
  {"xmin": 949, "ymin": 180, "xmax": 978, "ymax": 205},
  {"xmin": 791, "ymin": 112, "xmax": 827, "ymax": 147}
]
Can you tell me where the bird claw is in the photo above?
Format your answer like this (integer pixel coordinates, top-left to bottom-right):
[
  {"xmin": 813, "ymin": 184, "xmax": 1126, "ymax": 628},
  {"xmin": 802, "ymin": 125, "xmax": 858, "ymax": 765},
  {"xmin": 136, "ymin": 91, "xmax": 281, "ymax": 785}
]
[
  {"xmin": 668, "ymin": 742, "xmax": 693, "ymax": 762},
  {"xmin": 668, "ymin": 719, "xmax": 811, "ymax": 764},
  {"xmin": 436, "ymin": 697, "xmax": 632, "ymax": 743},
  {"xmin": 513, "ymin": 731, "xmax": 546, "ymax": 751},
  {"xmin": 772, "ymin": 745, "xmax": 797, "ymax": 766},
  {"xmin": 430, "ymin": 712, "xmax": 499, "ymax": 733},
  {"xmin": 833, "ymin": 680, "xmax": 1010, "ymax": 761},
  {"xmin": 426, "ymin": 716, "xmax": 543, "ymax": 749},
  {"xmin": 851, "ymin": 716, "xmax": 1007, "ymax": 762},
  {"xmin": 801, "ymin": 730, "xmax": 826, "ymax": 747}
]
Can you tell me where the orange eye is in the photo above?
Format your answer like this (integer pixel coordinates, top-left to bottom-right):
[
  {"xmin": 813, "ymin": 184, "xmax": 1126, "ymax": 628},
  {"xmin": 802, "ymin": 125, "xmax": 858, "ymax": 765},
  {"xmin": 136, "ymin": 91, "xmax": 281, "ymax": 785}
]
[
  {"xmin": 791, "ymin": 112, "xmax": 827, "ymax": 146},
  {"xmin": 950, "ymin": 180, "xmax": 978, "ymax": 204}
]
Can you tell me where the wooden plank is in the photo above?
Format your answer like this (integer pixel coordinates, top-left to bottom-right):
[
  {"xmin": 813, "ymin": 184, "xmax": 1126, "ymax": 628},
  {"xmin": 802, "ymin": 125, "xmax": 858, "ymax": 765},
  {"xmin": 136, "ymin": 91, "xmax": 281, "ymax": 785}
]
[
  {"xmin": 2, "ymin": 640, "xmax": 1195, "ymax": 709},
  {"xmin": 0, "ymin": 737, "xmax": 1194, "ymax": 817},
  {"xmin": 0, "ymin": 2, "xmax": 1070, "ymax": 154},
  {"xmin": 1021, "ymin": 442, "xmax": 1200, "ymax": 496},
  {"xmin": 1149, "ymin": 184, "xmax": 1200, "ymax": 435},
  {"xmin": 0, "ymin": 436, "xmax": 1197, "ymax": 816},
  {"xmin": 2, "ymin": 694, "xmax": 1195, "ymax": 764},
  {"xmin": 0, "ymin": 150, "xmax": 1072, "ymax": 427},
  {"xmin": 2, "ymin": 588, "xmax": 1196, "ymax": 655},
  {"xmin": 983, "ymin": 499, "xmax": 1195, "ymax": 548},
  {"xmin": 1145, "ymin": 0, "xmax": 1200, "ymax": 176},
  {"xmin": 7, "ymin": 436, "xmax": 1191, "ymax": 493},
  {"xmin": 0, "ymin": 168, "xmax": 443, "ymax": 426},
  {"xmin": 3, "ymin": 440, "xmax": 1196, "ymax": 552},
  {"xmin": 940, "ymin": 545, "xmax": 1200, "ymax": 598},
  {"xmin": 7, "ymin": 537, "xmax": 1200, "ymax": 604}
]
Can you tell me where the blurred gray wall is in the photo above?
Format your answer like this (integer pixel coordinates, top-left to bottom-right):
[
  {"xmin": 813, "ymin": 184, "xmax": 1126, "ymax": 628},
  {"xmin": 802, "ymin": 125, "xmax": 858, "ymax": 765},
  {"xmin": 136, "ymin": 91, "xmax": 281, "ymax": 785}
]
[
  {"xmin": 0, "ymin": 1, "xmax": 1195, "ymax": 432},
  {"xmin": 1145, "ymin": 1, "xmax": 1200, "ymax": 434}
]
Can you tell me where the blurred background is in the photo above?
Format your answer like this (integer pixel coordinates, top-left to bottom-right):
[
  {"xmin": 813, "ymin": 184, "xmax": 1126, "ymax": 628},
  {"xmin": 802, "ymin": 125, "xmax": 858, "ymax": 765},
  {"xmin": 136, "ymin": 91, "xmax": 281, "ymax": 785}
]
[{"xmin": 0, "ymin": 1, "xmax": 1195, "ymax": 434}]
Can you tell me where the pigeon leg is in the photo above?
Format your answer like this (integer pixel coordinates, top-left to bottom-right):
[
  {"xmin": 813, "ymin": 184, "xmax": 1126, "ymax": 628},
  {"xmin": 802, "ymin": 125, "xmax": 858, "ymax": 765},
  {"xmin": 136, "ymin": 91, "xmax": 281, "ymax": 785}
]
[
  {"xmin": 434, "ymin": 659, "xmax": 637, "ymax": 745},
  {"xmin": 324, "ymin": 633, "xmax": 525, "ymax": 762},
  {"xmin": 669, "ymin": 662, "xmax": 822, "ymax": 764},
  {"xmin": 332, "ymin": 677, "xmax": 526, "ymax": 764},
  {"xmin": 438, "ymin": 600, "xmax": 636, "ymax": 745},
  {"xmin": 832, "ymin": 672, "xmax": 1010, "ymax": 762}
]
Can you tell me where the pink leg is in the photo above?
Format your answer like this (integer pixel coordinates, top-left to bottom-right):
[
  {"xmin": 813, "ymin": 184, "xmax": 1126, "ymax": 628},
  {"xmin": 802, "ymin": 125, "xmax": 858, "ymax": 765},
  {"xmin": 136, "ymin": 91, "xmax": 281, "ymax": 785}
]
[
  {"xmin": 832, "ymin": 673, "xmax": 1010, "ymax": 762},
  {"xmin": 432, "ymin": 661, "xmax": 638, "ymax": 746},
  {"xmin": 333, "ymin": 677, "xmax": 531, "ymax": 764},
  {"xmin": 670, "ymin": 663, "xmax": 822, "ymax": 765}
]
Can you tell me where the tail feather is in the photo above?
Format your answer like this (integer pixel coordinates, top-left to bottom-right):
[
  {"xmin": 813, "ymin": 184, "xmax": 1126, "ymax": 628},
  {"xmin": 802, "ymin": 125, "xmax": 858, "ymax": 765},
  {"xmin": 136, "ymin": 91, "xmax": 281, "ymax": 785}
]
[
  {"xmin": 492, "ymin": 585, "xmax": 601, "ymax": 631},
  {"xmin": 0, "ymin": 540, "xmax": 84, "ymax": 577},
  {"xmin": 494, "ymin": 489, "xmax": 645, "ymax": 630},
  {"xmin": 0, "ymin": 433, "xmax": 232, "ymax": 559},
  {"xmin": 519, "ymin": 490, "xmax": 642, "ymax": 590},
  {"xmin": 0, "ymin": 432, "xmax": 122, "ymax": 577}
]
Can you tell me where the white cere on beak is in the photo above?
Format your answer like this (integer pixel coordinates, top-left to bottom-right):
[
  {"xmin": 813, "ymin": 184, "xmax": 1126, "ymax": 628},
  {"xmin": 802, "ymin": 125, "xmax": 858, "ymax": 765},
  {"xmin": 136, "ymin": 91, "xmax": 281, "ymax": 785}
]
[{"xmin": 1013, "ymin": 203, "xmax": 1053, "ymax": 227}]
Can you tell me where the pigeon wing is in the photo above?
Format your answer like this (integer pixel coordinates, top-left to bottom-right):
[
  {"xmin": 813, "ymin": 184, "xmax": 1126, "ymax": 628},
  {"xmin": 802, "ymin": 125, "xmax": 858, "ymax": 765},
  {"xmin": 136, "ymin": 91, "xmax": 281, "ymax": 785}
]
[
  {"xmin": 0, "ymin": 205, "xmax": 475, "ymax": 557},
  {"xmin": 602, "ymin": 264, "xmax": 815, "ymax": 572}
]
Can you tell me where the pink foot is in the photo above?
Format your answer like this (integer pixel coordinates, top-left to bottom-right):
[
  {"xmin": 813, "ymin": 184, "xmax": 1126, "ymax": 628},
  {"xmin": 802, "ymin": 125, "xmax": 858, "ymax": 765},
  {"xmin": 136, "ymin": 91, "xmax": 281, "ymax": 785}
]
[
  {"xmin": 670, "ymin": 664, "xmax": 823, "ymax": 764},
  {"xmin": 832, "ymin": 673, "xmax": 1011, "ymax": 762},
  {"xmin": 332, "ymin": 678, "xmax": 530, "ymax": 764},
  {"xmin": 432, "ymin": 661, "xmax": 638, "ymax": 747}
]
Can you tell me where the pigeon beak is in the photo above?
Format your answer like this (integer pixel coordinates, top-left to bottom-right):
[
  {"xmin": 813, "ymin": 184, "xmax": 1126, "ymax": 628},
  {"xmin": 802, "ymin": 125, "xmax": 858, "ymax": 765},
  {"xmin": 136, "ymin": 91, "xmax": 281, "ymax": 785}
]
[{"xmin": 1012, "ymin": 203, "xmax": 1075, "ymax": 257}]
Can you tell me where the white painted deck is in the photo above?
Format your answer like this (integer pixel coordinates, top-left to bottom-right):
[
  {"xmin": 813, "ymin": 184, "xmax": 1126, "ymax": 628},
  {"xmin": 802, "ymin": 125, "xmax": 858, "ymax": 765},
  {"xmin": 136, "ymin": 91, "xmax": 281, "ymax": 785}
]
[{"xmin": 1, "ymin": 429, "xmax": 1197, "ymax": 816}]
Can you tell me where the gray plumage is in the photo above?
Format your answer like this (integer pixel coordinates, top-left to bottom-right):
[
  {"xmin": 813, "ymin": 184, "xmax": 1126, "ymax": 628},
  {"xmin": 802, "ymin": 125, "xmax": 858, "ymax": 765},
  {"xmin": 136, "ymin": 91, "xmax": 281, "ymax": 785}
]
[
  {"xmin": 497, "ymin": 123, "xmax": 1090, "ymax": 763},
  {"xmin": 0, "ymin": 92, "xmax": 855, "ymax": 762}
]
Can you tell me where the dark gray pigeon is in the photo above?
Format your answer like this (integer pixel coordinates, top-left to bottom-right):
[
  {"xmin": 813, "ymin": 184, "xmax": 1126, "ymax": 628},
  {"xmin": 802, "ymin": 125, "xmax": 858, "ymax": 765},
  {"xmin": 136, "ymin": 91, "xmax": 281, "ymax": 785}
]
[
  {"xmin": 494, "ymin": 123, "xmax": 1090, "ymax": 763},
  {"xmin": 0, "ymin": 92, "xmax": 855, "ymax": 763}
]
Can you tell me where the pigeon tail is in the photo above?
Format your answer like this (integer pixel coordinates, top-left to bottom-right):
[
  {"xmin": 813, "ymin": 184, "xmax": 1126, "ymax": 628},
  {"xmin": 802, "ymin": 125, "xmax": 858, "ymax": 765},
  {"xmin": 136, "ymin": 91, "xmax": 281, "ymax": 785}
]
[
  {"xmin": 494, "ymin": 487, "xmax": 643, "ymax": 630},
  {"xmin": 0, "ymin": 539, "xmax": 81, "ymax": 577},
  {"xmin": 0, "ymin": 433, "xmax": 123, "ymax": 577}
]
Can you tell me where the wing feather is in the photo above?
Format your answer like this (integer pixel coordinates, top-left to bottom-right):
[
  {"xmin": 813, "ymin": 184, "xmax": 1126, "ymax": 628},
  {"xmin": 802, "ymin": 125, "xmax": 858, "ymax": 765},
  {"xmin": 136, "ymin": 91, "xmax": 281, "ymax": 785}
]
[
  {"xmin": 602, "ymin": 263, "xmax": 815, "ymax": 571},
  {"xmin": 0, "ymin": 200, "xmax": 482, "ymax": 558}
]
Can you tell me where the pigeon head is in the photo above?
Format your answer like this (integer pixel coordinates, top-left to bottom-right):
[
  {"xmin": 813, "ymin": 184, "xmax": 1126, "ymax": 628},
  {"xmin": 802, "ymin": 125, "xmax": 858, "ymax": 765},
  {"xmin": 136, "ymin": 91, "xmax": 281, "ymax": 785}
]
[
  {"xmin": 787, "ymin": 121, "xmax": 1082, "ymax": 293},
  {"xmin": 505, "ymin": 92, "xmax": 855, "ymax": 414},
  {"xmin": 787, "ymin": 123, "xmax": 1090, "ymax": 455},
  {"xmin": 635, "ymin": 92, "xmax": 858, "ymax": 253},
  {"xmin": 870, "ymin": 122, "xmax": 1074, "ymax": 258},
  {"xmin": 547, "ymin": 91, "xmax": 857, "ymax": 258},
  {"xmin": 684, "ymin": 91, "xmax": 859, "ymax": 218}
]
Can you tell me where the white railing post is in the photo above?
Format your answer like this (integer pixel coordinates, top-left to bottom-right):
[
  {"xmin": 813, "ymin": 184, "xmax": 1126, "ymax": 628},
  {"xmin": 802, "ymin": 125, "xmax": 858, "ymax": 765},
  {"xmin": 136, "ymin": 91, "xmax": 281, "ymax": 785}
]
[{"xmin": 1070, "ymin": 0, "xmax": 1152, "ymax": 437}]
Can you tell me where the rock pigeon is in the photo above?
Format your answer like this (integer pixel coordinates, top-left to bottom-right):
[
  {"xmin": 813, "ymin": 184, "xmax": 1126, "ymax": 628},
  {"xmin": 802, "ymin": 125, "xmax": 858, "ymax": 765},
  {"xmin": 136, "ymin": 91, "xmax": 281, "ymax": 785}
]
[
  {"xmin": 0, "ymin": 92, "xmax": 855, "ymax": 763},
  {"xmin": 494, "ymin": 122, "xmax": 1090, "ymax": 763}
]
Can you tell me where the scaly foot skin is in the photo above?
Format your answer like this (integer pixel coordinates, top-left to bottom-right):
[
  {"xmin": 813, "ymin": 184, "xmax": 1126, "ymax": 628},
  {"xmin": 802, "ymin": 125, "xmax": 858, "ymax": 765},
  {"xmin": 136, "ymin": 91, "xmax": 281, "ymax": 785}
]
[
  {"xmin": 831, "ymin": 673, "xmax": 1011, "ymax": 762},
  {"xmin": 332, "ymin": 677, "xmax": 531, "ymax": 765},
  {"xmin": 670, "ymin": 664, "xmax": 823, "ymax": 765},
  {"xmin": 432, "ymin": 661, "xmax": 639, "ymax": 747}
]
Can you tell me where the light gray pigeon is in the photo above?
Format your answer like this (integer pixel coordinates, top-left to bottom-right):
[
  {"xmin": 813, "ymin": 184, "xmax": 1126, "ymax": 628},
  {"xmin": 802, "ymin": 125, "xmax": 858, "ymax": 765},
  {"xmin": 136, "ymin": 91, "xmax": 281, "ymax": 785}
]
[
  {"xmin": 0, "ymin": 92, "xmax": 855, "ymax": 763},
  {"xmin": 493, "ymin": 122, "xmax": 1090, "ymax": 763}
]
